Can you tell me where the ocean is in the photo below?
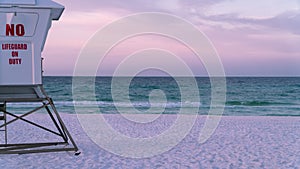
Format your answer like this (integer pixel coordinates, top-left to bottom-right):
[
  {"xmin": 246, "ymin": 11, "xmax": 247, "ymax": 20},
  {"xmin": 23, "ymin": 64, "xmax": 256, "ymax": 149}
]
[{"xmin": 8, "ymin": 77, "xmax": 300, "ymax": 116}]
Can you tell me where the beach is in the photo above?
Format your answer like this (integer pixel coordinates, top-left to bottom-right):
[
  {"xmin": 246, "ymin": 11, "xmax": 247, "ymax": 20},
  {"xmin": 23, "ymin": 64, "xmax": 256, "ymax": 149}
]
[{"xmin": 0, "ymin": 113, "xmax": 299, "ymax": 169}]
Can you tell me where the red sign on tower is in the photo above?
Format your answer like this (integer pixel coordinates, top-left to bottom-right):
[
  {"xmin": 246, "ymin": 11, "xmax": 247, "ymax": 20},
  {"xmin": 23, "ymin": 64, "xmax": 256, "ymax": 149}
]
[{"xmin": 6, "ymin": 24, "xmax": 25, "ymax": 36}]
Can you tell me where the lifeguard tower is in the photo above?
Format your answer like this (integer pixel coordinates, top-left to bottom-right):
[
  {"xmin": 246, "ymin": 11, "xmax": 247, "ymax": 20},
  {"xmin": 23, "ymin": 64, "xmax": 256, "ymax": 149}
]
[{"xmin": 0, "ymin": 0, "xmax": 79, "ymax": 154}]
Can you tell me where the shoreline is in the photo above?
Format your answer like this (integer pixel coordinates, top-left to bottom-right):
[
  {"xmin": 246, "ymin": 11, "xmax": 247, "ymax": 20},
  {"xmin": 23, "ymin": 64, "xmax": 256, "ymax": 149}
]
[{"xmin": 64, "ymin": 112, "xmax": 300, "ymax": 117}]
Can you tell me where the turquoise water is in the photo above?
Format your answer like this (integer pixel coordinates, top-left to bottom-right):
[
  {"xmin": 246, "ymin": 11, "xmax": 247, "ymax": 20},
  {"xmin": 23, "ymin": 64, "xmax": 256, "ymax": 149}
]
[{"xmin": 9, "ymin": 77, "xmax": 300, "ymax": 116}]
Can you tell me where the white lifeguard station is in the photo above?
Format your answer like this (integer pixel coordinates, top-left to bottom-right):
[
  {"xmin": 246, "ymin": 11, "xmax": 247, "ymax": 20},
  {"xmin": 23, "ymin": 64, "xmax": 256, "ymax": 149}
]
[{"xmin": 0, "ymin": 0, "xmax": 79, "ymax": 155}]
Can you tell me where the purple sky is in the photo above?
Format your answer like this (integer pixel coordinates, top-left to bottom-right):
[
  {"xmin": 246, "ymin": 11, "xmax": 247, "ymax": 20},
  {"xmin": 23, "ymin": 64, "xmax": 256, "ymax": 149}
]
[{"xmin": 43, "ymin": 0, "xmax": 300, "ymax": 76}]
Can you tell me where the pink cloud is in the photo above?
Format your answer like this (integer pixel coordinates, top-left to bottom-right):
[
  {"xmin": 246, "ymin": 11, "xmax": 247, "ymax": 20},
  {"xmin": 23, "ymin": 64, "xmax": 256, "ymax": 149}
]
[{"xmin": 42, "ymin": 0, "xmax": 300, "ymax": 76}]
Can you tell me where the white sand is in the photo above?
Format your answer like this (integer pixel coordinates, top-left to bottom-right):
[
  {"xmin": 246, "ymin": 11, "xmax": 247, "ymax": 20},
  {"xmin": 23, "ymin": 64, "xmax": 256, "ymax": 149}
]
[{"xmin": 0, "ymin": 114, "xmax": 299, "ymax": 168}]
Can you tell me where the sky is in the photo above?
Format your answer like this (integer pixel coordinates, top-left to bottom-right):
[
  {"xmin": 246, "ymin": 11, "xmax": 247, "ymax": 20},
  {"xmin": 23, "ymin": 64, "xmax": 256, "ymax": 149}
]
[{"xmin": 43, "ymin": 0, "xmax": 300, "ymax": 76}]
